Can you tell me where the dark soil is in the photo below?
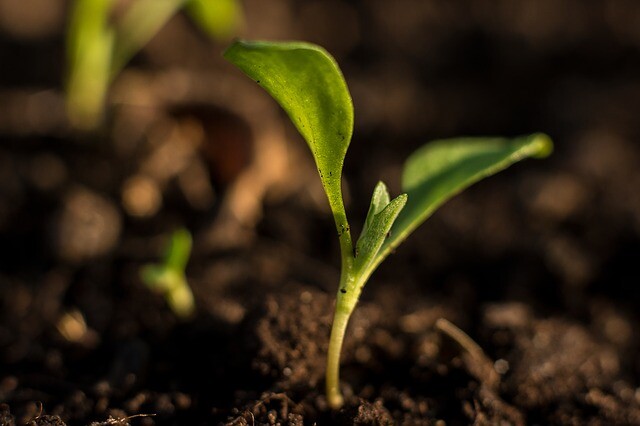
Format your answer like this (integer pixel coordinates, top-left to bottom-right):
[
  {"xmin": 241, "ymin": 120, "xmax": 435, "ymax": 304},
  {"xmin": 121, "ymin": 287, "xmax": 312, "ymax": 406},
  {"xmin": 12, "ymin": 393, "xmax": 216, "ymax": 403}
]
[{"xmin": 3, "ymin": 1, "xmax": 640, "ymax": 425}]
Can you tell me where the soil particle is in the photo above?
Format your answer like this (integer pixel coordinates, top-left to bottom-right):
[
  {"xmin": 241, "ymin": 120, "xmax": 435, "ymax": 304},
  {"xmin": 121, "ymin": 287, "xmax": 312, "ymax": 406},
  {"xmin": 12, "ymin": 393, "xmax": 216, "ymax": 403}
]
[
  {"xmin": 51, "ymin": 187, "xmax": 121, "ymax": 263},
  {"xmin": 226, "ymin": 392, "xmax": 305, "ymax": 426},
  {"xmin": 482, "ymin": 302, "xmax": 640, "ymax": 424},
  {"xmin": 250, "ymin": 289, "xmax": 334, "ymax": 389},
  {"xmin": 509, "ymin": 319, "xmax": 619, "ymax": 407},
  {"xmin": 584, "ymin": 388, "xmax": 640, "ymax": 425},
  {"xmin": 337, "ymin": 399, "xmax": 394, "ymax": 425},
  {"xmin": 107, "ymin": 339, "xmax": 150, "ymax": 394},
  {"xmin": 26, "ymin": 414, "xmax": 66, "ymax": 426},
  {"xmin": 0, "ymin": 404, "xmax": 15, "ymax": 426},
  {"xmin": 88, "ymin": 417, "xmax": 131, "ymax": 426},
  {"xmin": 462, "ymin": 386, "xmax": 525, "ymax": 426}
]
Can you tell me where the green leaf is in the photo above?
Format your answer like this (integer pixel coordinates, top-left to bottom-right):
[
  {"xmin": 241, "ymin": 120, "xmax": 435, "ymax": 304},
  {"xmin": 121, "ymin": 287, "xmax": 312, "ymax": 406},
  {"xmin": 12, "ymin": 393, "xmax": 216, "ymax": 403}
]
[
  {"xmin": 140, "ymin": 229, "xmax": 195, "ymax": 319},
  {"xmin": 354, "ymin": 193, "xmax": 407, "ymax": 274},
  {"xmin": 377, "ymin": 133, "xmax": 553, "ymax": 263},
  {"xmin": 164, "ymin": 228, "xmax": 192, "ymax": 272},
  {"xmin": 185, "ymin": 0, "xmax": 243, "ymax": 40},
  {"xmin": 166, "ymin": 281, "xmax": 196, "ymax": 319},
  {"xmin": 223, "ymin": 41, "xmax": 354, "ymax": 219},
  {"xmin": 111, "ymin": 0, "xmax": 188, "ymax": 77},
  {"xmin": 140, "ymin": 264, "xmax": 168, "ymax": 290},
  {"xmin": 358, "ymin": 181, "xmax": 390, "ymax": 245}
]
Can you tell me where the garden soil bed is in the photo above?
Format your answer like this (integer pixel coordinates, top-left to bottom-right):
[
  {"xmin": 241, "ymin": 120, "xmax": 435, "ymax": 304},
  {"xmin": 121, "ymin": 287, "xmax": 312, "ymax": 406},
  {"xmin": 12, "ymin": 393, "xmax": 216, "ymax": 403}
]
[{"xmin": 2, "ymin": 1, "xmax": 640, "ymax": 425}]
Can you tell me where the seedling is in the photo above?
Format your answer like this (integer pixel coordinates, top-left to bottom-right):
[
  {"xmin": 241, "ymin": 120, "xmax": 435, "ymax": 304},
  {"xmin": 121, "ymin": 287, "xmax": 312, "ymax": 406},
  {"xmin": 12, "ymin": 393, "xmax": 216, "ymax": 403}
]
[
  {"xmin": 140, "ymin": 228, "xmax": 195, "ymax": 319},
  {"xmin": 224, "ymin": 40, "xmax": 552, "ymax": 409}
]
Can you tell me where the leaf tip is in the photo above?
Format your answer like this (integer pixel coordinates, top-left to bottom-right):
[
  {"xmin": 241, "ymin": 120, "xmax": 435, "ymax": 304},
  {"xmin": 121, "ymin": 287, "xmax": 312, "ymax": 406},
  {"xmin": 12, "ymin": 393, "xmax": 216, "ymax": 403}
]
[
  {"xmin": 530, "ymin": 133, "xmax": 553, "ymax": 158},
  {"xmin": 392, "ymin": 193, "xmax": 408, "ymax": 211},
  {"xmin": 374, "ymin": 180, "xmax": 386, "ymax": 191}
]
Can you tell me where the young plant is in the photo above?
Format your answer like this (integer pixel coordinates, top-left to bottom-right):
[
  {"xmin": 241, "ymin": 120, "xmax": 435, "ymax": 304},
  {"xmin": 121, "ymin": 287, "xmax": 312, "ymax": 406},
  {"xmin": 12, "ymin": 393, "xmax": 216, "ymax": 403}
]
[
  {"xmin": 224, "ymin": 40, "xmax": 552, "ymax": 409},
  {"xmin": 140, "ymin": 228, "xmax": 195, "ymax": 319}
]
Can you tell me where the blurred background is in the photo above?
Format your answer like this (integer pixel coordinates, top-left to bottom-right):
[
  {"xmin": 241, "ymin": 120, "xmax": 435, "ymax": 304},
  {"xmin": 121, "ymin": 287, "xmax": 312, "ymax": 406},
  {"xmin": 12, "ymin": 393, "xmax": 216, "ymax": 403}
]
[{"xmin": 1, "ymin": 0, "xmax": 640, "ymax": 424}]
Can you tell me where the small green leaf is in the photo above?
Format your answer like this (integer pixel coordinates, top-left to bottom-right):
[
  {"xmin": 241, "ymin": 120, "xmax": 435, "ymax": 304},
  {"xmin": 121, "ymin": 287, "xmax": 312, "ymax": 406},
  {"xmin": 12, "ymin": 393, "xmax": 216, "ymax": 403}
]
[
  {"xmin": 164, "ymin": 228, "xmax": 192, "ymax": 272},
  {"xmin": 223, "ymin": 40, "xmax": 354, "ymax": 219},
  {"xmin": 354, "ymin": 193, "xmax": 407, "ymax": 274},
  {"xmin": 140, "ymin": 228, "xmax": 195, "ymax": 319},
  {"xmin": 360, "ymin": 181, "xmax": 391, "ymax": 240},
  {"xmin": 185, "ymin": 0, "xmax": 243, "ymax": 40},
  {"xmin": 167, "ymin": 281, "xmax": 196, "ymax": 319},
  {"xmin": 140, "ymin": 264, "xmax": 168, "ymax": 290},
  {"xmin": 377, "ymin": 134, "xmax": 552, "ymax": 262}
]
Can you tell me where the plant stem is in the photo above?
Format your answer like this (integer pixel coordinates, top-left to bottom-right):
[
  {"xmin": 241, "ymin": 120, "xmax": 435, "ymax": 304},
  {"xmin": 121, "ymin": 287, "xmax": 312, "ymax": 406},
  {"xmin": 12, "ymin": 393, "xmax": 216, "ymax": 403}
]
[
  {"xmin": 325, "ymin": 175, "xmax": 355, "ymax": 409},
  {"xmin": 328, "ymin": 188, "xmax": 353, "ymax": 278},
  {"xmin": 326, "ymin": 305, "xmax": 350, "ymax": 409}
]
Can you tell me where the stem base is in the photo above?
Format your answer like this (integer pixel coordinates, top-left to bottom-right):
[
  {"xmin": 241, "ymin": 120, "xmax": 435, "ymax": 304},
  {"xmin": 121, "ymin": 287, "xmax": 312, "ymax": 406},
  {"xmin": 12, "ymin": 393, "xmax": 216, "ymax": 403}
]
[{"xmin": 326, "ymin": 307, "xmax": 351, "ymax": 409}]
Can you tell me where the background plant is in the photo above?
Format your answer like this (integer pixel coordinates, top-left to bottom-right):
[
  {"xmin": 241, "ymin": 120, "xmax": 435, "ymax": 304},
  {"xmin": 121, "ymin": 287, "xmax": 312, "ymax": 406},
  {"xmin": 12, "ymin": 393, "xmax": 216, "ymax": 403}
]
[
  {"xmin": 66, "ymin": 0, "xmax": 243, "ymax": 130},
  {"xmin": 140, "ymin": 228, "xmax": 195, "ymax": 319},
  {"xmin": 224, "ymin": 40, "xmax": 552, "ymax": 409}
]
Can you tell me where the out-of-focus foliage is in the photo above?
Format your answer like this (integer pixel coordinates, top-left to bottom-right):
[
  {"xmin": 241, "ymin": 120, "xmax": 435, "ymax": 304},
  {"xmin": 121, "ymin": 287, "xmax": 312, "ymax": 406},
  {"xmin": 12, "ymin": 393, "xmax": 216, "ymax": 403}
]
[
  {"xmin": 65, "ymin": 0, "xmax": 243, "ymax": 131},
  {"xmin": 185, "ymin": 0, "xmax": 243, "ymax": 40},
  {"xmin": 65, "ymin": 0, "xmax": 114, "ymax": 130},
  {"xmin": 111, "ymin": 0, "xmax": 188, "ymax": 78},
  {"xmin": 140, "ymin": 228, "xmax": 195, "ymax": 319}
]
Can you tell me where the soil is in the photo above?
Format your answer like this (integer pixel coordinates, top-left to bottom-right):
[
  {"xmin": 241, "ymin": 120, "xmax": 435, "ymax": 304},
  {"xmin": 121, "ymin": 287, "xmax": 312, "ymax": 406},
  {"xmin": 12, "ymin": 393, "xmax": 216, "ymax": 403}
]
[{"xmin": 2, "ymin": 1, "xmax": 640, "ymax": 425}]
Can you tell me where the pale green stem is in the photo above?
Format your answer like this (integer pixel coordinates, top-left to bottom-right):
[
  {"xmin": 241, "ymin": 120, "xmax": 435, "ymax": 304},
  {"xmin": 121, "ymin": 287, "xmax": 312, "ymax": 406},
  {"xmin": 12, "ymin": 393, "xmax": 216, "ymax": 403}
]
[
  {"xmin": 326, "ymin": 304, "xmax": 350, "ymax": 409},
  {"xmin": 324, "ymin": 177, "xmax": 356, "ymax": 409},
  {"xmin": 326, "ymin": 180, "xmax": 353, "ymax": 279}
]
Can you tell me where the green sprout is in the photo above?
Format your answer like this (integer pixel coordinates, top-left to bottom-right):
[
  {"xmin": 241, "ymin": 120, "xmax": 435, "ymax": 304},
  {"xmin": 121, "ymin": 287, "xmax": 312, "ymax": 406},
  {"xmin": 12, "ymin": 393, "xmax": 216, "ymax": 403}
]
[
  {"xmin": 66, "ymin": 0, "xmax": 243, "ymax": 130},
  {"xmin": 224, "ymin": 40, "xmax": 553, "ymax": 409},
  {"xmin": 141, "ymin": 228, "xmax": 195, "ymax": 319}
]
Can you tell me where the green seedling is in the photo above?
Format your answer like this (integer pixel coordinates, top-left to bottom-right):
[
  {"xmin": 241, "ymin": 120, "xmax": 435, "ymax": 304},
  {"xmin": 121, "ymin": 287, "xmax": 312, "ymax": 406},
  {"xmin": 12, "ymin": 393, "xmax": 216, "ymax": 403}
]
[
  {"xmin": 66, "ymin": 0, "xmax": 243, "ymax": 130},
  {"xmin": 224, "ymin": 40, "xmax": 552, "ymax": 409},
  {"xmin": 140, "ymin": 228, "xmax": 195, "ymax": 319}
]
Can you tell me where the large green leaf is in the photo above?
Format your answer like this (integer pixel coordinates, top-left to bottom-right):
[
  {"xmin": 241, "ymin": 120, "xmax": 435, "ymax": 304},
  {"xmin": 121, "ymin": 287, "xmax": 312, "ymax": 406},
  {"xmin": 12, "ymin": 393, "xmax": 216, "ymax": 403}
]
[
  {"xmin": 374, "ymin": 134, "xmax": 553, "ymax": 265},
  {"xmin": 224, "ymin": 41, "xmax": 354, "ymax": 219}
]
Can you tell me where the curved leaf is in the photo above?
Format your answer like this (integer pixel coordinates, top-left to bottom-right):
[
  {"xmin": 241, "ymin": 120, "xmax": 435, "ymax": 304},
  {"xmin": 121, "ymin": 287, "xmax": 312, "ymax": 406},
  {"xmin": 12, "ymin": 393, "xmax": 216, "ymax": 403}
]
[
  {"xmin": 223, "ymin": 40, "xmax": 354, "ymax": 218},
  {"xmin": 376, "ymin": 133, "xmax": 553, "ymax": 263}
]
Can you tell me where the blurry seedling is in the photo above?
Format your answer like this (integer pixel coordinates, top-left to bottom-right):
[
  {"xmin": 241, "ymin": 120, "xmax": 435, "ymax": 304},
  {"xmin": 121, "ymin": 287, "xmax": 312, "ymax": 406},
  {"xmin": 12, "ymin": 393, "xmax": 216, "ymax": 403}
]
[
  {"xmin": 66, "ymin": 0, "xmax": 243, "ymax": 130},
  {"xmin": 224, "ymin": 40, "xmax": 553, "ymax": 409},
  {"xmin": 141, "ymin": 228, "xmax": 195, "ymax": 319}
]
